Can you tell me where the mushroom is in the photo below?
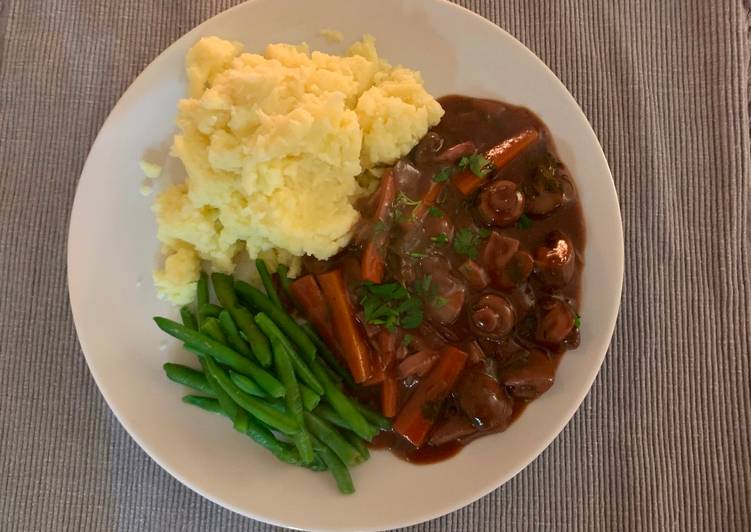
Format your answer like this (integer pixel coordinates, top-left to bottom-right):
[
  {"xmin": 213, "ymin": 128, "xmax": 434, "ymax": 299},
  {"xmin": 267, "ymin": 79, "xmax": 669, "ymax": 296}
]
[
  {"xmin": 534, "ymin": 230, "xmax": 576, "ymax": 287},
  {"xmin": 535, "ymin": 297, "xmax": 576, "ymax": 346},
  {"xmin": 501, "ymin": 349, "xmax": 555, "ymax": 399},
  {"xmin": 469, "ymin": 293, "xmax": 516, "ymax": 338},
  {"xmin": 477, "ymin": 180, "xmax": 525, "ymax": 227}
]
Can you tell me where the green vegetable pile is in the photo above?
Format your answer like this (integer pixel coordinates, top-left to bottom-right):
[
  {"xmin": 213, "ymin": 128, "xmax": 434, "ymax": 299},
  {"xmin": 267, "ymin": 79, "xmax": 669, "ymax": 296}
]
[{"xmin": 156, "ymin": 262, "xmax": 391, "ymax": 494}]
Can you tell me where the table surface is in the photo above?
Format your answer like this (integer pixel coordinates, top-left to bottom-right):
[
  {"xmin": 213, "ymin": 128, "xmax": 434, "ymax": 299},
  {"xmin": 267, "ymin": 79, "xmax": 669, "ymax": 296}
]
[{"xmin": 2, "ymin": 1, "xmax": 750, "ymax": 530}]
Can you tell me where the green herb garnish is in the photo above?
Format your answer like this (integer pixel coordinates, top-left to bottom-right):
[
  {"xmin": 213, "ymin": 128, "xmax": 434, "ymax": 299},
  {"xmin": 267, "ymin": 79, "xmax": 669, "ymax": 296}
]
[
  {"xmin": 516, "ymin": 213, "xmax": 533, "ymax": 229},
  {"xmin": 433, "ymin": 167, "xmax": 453, "ymax": 183},
  {"xmin": 428, "ymin": 206, "xmax": 444, "ymax": 218},
  {"xmin": 574, "ymin": 314, "xmax": 582, "ymax": 329},
  {"xmin": 452, "ymin": 227, "xmax": 490, "ymax": 260},
  {"xmin": 433, "ymin": 296, "xmax": 448, "ymax": 308},
  {"xmin": 361, "ymin": 282, "xmax": 424, "ymax": 331},
  {"xmin": 409, "ymin": 251, "xmax": 429, "ymax": 259},
  {"xmin": 402, "ymin": 334, "xmax": 414, "ymax": 347},
  {"xmin": 431, "ymin": 233, "xmax": 449, "ymax": 245},
  {"xmin": 458, "ymin": 154, "xmax": 492, "ymax": 177}
]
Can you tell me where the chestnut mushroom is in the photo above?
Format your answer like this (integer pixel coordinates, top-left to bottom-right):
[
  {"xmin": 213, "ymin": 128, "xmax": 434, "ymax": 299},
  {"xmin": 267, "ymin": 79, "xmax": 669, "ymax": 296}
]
[
  {"xmin": 469, "ymin": 293, "xmax": 516, "ymax": 338},
  {"xmin": 535, "ymin": 297, "xmax": 576, "ymax": 346},
  {"xmin": 501, "ymin": 349, "xmax": 555, "ymax": 399},
  {"xmin": 534, "ymin": 230, "xmax": 576, "ymax": 287},
  {"xmin": 455, "ymin": 366, "xmax": 513, "ymax": 430},
  {"xmin": 477, "ymin": 180, "xmax": 525, "ymax": 227}
]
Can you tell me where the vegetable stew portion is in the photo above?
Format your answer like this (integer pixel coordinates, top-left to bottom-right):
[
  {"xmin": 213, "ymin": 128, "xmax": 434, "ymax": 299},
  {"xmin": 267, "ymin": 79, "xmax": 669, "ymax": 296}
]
[{"xmin": 295, "ymin": 95, "xmax": 585, "ymax": 462}]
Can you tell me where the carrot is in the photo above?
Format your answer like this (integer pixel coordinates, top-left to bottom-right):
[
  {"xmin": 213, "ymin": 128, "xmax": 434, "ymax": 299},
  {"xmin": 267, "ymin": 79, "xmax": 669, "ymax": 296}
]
[
  {"xmin": 401, "ymin": 181, "xmax": 445, "ymax": 231},
  {"xmin": 453, "ymin": 128, "xmax": 540, "ymax": 196},
  {"xmin": 412, "ymin": 182, "xmax": 444, "ymax": 222},
  {"xmin": 485, "ymin": 127, "xmax": 539, "ymax": 168},
  {"xmin": 316, "ymin": 269, "xmax": 373, "ymax": 383},
  {"xmin": 289, "ymin": 275, "xmax": 338, "ymax": 349},
  {"xmin": 361, "ymin": 170, "xmax": 396, "ymax": 283},
  {"xmin": 452, "ymin": 170, "xmax": 484, "ymax": 196},
  {"xmin": 377, "ymin": 329, "xmax": 399, "ymax": 417},
  {"xmin": 382, "ymin": 372, "xmax": 398, "ymax": 418},
  {"xmin": 392, "ymin": 346, "xmax": 468, "ymax": 447}
]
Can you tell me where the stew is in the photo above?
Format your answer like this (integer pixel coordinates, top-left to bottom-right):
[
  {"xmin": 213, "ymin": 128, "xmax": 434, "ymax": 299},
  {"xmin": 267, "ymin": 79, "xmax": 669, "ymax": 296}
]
[{"xmin": 295, "ymin": 95, "xmax": 585, "ymax": 463}]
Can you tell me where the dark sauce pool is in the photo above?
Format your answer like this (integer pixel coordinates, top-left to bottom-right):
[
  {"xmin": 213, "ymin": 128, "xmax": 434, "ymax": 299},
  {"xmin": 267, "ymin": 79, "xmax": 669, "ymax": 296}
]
[{"xmin": 301, "ymin": 95, "xmax": 585, "ymax": 463}]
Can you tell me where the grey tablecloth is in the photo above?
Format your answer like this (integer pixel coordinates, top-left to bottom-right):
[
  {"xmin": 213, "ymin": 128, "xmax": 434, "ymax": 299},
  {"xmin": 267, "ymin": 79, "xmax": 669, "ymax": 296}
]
[{"xmin": 2, "ymin": 0, "xmax": 750, "ymax": 530}]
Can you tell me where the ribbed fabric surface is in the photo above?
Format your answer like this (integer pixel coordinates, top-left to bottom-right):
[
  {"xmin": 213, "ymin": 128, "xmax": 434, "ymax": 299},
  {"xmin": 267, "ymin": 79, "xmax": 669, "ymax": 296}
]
[{"xmin": 1, "ymin": 0, "xmax": 749, "ymax": 530}]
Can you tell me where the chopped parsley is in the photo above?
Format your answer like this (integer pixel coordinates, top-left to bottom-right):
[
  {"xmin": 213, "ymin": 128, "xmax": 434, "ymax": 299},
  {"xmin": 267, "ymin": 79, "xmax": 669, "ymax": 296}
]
[
  {"xmin": 574, "ymin": 314, "xmax": 582, "ymax": 329},
  {"xmin": 433, "ymin": 166, "xmax": 453, "ymax": 183},
  {"xmin": 402, "ymin": 334, "xmax": 414, "ymax": 347},
  {"xmin": 452, "ymin": 227, "xmax": 491, "ymax": 260},
  {"xmin": 360, "ymin": 282, "xmax": 424, "ymax": 331},
  {"xmin": 409, "ymin": 251, "xmax": 428, "ymax": 259},
  {"xmin": 516, "ymin": 213, "xmax": 533, "ymax": 229},
  {"xmin": 433, "ymin": 296, "xmax": 448, "ymax": 308},
  {"xmin": 431, "ymin": 233, "xmax": 449, "ymax": 245},
  {"xmin": 428, "ymin": 206, "xmax": 444, "ymax": 218},
  {"xmin": 458, "ymin": 153, "xmax": 493, "ymax": 177},
  {"xmin": 413, "ymin": 275, "xmax": 432, "ymax": 296}
]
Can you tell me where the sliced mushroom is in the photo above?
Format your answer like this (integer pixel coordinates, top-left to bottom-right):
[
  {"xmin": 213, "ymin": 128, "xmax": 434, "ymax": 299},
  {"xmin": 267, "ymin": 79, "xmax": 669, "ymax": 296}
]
[
  {"xmin": 455, "ymin": 366, "xmax": 514, "ymax": 430},
  {"xmin": 477, "ymin": 180, "xmax": 525, "ymax": 227},
  {"xmin": 469, "ymin": 293, "xmax": 516, "ymax": 338},
  {"xmin": 534, "ymin": 230, "xmax": 576, "ymax": 287},
  {"xmin": 481, "ymin": 232, "xmax": 525, "ymax": 289},
  {"xmin": 501, "ymin": 349, "xmax": 554, "ymax": 399},
  {"xmin": 412, "ymin": 132, "xmax": 444, "ymax": 164},
  {"xmin": 535, "ymin": 297, "xmax": 576, "ymax": 346}
]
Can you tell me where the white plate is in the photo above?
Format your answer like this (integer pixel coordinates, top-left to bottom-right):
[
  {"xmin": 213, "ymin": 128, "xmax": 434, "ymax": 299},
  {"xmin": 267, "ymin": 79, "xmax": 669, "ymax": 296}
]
[{"xmin": 68, "ymin": 0, "xmax": 623, "ymax": 529}]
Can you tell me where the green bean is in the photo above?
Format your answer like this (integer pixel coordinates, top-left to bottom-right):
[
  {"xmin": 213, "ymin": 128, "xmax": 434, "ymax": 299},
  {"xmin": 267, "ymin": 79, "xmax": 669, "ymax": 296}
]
[
  {"xmin": 304, "ymin": 411, "xmax": 363, "ymax": 466},
  {"xmin": 255, "ymin": 313, "xmax": 323, "ymax": 395},
  {"xmin": 211, "ymin": 272, "xmax": 238, "ymax": 309},
  {"xmin": 182, "ymin": 394, "xmax": 223, "ymax": 413},
  {"xmin": 182, "ymin": 395, "xmax": 303, "ymax": 466},
  {"xmin": 267, "ymin": 388, "xmax": 319, "ymax": 411},
  {"xmin": 154, "ymin": 317, "xmax": 284, "ymax": 398},
  {"xmin": 203, "ymin": 356, "xmax": 298, "ymax": 435},
  {"xmin": 236, "ymin": 280, "xmax": 317, "ymax": 361},
  {"xmin": 276, "ymin": 264, "xmax": 292, "ymax": 293},
  {"xmin": 310, "ymin": 358, "xmax": 376, "ymax": 441},
  {"xmin": 163, "ymin": 363, "xmax": 215, "ymax": 396},
  {"xmin": 341, "ymin": 430, "xmax": 370, "ymax": 461},
  {"xmin": 196, "ymin": 272, "xmax": 210, "ymax": 325},
  {"xmin": 218, "ymin": 311, "xmax": 253, "ymax": 359},
  {"xmin": 354, "ymin": 404, "xmax": 392, "ymax": 431},
  {"xmin": 255, "ymin": 258, "xmax": 283, "ymax": 309},
  {"xmin": 300, "ymin": 323, "xmax": 354, "ymax": 387},
  {"xmin": 180, "ymin": 306, "xmax": 197, "ymax": 331},
  {"xmin": 273, "ymin": 341, "xmax": 314, "ymax": 463},
  {"xmin": 229, "ymin": 371, "xmax": 267, "ymax": 398},
  {"xmin": 199, "ymin": 303, "xmax": 222, "ymax": 319},
  {"xmin": 310, "ymin": 434, "xmax": 354, "ymax": 495},
  {"xmin": 313, "ymin": 404, "xmax": 350, "ymax": 431},
  {"xmin": 212, "ymin": 273, "xmax": 272, "ymax": 367},
  {"xmin": 233, "ymin": 306, "xmax": 272, "ymax": 367},
  {"xmin": 300, "ymin": 385, "xmax": 321, "ymax": 411},
  {"xmin": 200, "ymin": 317, "xmax": 227, "ymax": 345}
]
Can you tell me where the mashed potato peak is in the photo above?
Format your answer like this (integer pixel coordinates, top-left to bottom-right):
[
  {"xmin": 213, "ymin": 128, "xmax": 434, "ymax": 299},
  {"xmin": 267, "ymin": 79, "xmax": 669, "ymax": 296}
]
[{"xmin": 153, "ymin": 35, "xmax": 444, "ymax": 304}]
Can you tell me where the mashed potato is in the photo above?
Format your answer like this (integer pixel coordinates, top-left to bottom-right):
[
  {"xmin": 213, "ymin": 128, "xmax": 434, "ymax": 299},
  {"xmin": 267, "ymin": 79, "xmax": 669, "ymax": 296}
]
[{"xmin": 153, "ymin": 35, "xmax": 443, "ymax": 304}]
